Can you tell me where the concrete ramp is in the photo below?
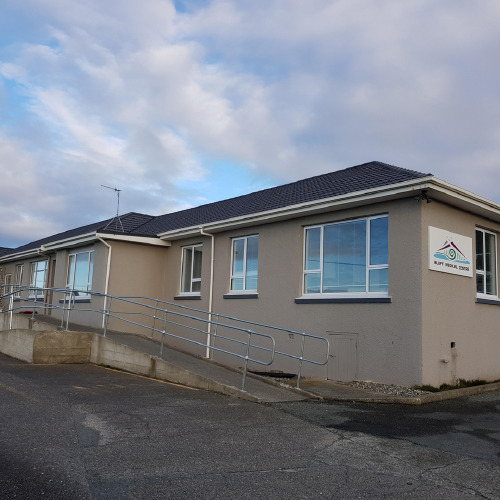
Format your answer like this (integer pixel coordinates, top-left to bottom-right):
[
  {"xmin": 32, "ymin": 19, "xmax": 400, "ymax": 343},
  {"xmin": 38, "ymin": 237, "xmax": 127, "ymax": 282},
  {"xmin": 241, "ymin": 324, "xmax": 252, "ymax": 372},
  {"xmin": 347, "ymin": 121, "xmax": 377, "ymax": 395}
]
[
  {"xmin": 0, "ymin": 318, "xmax": 309, "ymax": 403},
  {"xmin": 91, "ymin": 332, "xmax": 308, "ymax": 403}
]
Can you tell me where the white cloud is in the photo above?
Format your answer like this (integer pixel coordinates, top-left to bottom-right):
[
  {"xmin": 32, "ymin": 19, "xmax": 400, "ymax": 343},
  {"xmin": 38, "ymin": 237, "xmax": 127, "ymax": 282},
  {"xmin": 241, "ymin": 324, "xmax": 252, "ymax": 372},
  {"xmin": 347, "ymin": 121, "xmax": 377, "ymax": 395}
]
[{"xmin": 1, "ymin": 0, "xmax": 500, "ymax": 247}]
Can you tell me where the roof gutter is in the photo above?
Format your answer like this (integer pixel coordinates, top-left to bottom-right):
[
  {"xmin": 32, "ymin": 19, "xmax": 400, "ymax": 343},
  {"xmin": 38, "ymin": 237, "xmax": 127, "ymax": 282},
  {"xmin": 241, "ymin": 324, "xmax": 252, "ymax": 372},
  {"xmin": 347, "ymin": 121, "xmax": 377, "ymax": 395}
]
[{"xmin": 0, "ymin": 232, "xmax": 170, "ymax": 264}]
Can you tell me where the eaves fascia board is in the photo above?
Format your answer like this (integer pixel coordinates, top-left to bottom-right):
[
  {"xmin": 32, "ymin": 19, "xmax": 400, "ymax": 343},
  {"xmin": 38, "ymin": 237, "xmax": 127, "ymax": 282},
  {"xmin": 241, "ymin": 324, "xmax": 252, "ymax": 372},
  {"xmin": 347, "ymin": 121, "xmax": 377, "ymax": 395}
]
[
  {"xmin": 0, "ymin": 248, "xmax": 41, "ymax": 263},
  {"xmin": 158, "ymin": 176, "xmax": 435, "ymax": 240},
  {"xmin": 95, "ymin": 233, "xmax": 171, "ymax": 246},
  {"xmin": 40, "ymin": 232, "xmax": 99, "ymax": 251},
  {"xmin": 427, "ymin": 178, "xmax": 500, "ymax": 221}
]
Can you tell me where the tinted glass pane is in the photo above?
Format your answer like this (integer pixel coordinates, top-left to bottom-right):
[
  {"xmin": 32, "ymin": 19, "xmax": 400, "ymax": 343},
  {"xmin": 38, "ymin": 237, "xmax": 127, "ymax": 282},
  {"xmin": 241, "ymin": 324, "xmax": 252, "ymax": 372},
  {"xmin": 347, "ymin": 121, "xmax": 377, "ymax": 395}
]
[
  {"xmin": 192, "ymin": 280, "xmax": 201, "ymax": 292},
  {"xmin": 304, "ymin": 273, "xmax": 321, "ymax": 294},
  {"xmin": 33, "ymin": 261, "xmax": 47, "ymax": 289},
  {"xmin": 476, "ymin": 273, "xmax": 484, "ymax": 294},
  {"xmin": 476, "ymin": 230, "xmax": 484, "ymax": 271},
  {"xmin": 485, "ymin": 232, "xmax": 497, "ymax": 295},
  {"xmin": 231, "ymin": 278, "xmax": 244, "ymax": 291},
  {"xmin": 88, "ymin": 252, "xmax": 94, "ymax": 291},
  {"xmin": 323, "ymin": 220, "xmax": 366, "ymax": 293},
  {"xmin": 305, "ymin": 227, "xmax": 321, "ymax": 271},
  {"xmin": 181, "ymin": 247, "xmax": 192, "ymax": 292},
  {"xmin": 370, "ymin": 217, "xmax": 388, "ymax": 265},
  {"xmin": 74, "ymin": 253, "xmax": 89, "ymax": 292},
  {"xmin": 67, "ymin": 255, "xmax": 75, "ymax": 286},
  {"xmin": 245, "ymin": 236, "xmax": 258, "ymax": 290},
  {"xmin": 369, "ymin": 268, "xmax": 389, "ymax": 292},
  {"xmin": 232, "ymin": 239, "xmax": 245, "ymax": 275},
  {"xmin": 322, "ymin": 224, "xmax": 339, "ymax": 292},
  {"xmin": 246, "ymin": 276, "xmax": 258, "ymax": 291},
  {"xmin": 193, "ymin": 247, "xmax": 202, "ymax": 280}
]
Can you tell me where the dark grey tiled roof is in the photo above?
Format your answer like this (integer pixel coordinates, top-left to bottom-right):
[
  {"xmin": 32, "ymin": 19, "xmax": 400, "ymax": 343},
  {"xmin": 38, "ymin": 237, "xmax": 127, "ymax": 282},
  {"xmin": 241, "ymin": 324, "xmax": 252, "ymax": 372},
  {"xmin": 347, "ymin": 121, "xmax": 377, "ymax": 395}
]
[
  {"xmin": 1, "ymin": 161, "xmax": 430, "ymax": 257},
  {"xmin": 3, "ymin": 213, "xmax": 155, "ymax": 257},
  {"xmin": 139, "ymin": 161, "xmax": 430, "ymax": 234},
  {"xmin": 0, "ymin": 247, "xmax": 12, "ymax": 257}
]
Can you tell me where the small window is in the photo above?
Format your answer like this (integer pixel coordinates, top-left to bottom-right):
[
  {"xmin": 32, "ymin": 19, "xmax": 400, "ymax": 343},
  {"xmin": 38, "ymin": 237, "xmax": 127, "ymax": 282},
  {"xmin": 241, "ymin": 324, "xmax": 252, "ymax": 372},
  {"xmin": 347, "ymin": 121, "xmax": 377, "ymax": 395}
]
[
  {"xmin": 180, "ymin": 245, "xmax": 202, "ymax": 294},
  {"xmin": 30, "ymin": 260, "xmax": 48, "ymax": 298},
  {"xmin": 476, "ymin": 228, "xmax": 497, "ymax": 297},
  {"xmin": 230, "ymin": 235, "xmax": 259, "ymax": 292},
  {"xmin": 303, "ymin": 215, "xmax": 388, "ymax": 296},
  {"xmin": 67, "ymin": 251, "xmax": 94, "ymax": 296},
  {"xmin": 3, "ymin": 274, "xmax": 12, "ymax": 294}
]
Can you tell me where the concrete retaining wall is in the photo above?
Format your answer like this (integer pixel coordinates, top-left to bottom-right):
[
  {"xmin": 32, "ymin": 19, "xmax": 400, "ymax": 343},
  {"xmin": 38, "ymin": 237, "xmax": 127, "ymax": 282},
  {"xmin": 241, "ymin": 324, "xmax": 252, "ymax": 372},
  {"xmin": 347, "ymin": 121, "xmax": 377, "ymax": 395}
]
[
  {"xmin": 0, "ymin": 328, "xmax": 93, "ymax": 364},
  {"xmin": 0, "ymin": 329, "xmax": 36, "ymax": 363}
]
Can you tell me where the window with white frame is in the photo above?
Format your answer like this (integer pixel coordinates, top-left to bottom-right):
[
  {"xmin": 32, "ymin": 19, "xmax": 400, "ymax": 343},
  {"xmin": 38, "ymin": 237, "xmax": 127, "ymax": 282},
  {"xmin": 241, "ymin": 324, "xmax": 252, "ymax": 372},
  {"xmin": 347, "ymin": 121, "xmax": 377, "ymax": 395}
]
[
  {"xmin": 15, "ymin": 264, "xmax": 24, "ymax": 297},
  {"xmin": 303, "ymin": 215, "xmax": 389, "ymax": 296},
  {"xmin": 4, "ymin": 274, "xmax": 12, "ymax": 294},
  {"xmin": 230, "ymin": 235, "xmax": 259, "ymax": 292},
  {"xmin": 30, "ymin": 260, "xmax": 48, "ymax": 298},
  {"xmin": 67, "ymin": 251, "xmax": 94, "ymax": 296},
  {"xmin": 180, "ymin": 244, "xmax": 202, "ymax": 294},
  {"xmin": 476, "ymin": 228, "xmax": 497, "ymax": 297}
]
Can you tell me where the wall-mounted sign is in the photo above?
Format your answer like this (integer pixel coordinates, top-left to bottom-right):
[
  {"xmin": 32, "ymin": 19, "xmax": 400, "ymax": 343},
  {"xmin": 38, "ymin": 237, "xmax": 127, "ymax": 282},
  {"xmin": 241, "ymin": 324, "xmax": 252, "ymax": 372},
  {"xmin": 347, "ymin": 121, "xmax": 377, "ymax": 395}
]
[{"xmin": 429, "ymin": 226, "xmax": 473, "ymax": 277}]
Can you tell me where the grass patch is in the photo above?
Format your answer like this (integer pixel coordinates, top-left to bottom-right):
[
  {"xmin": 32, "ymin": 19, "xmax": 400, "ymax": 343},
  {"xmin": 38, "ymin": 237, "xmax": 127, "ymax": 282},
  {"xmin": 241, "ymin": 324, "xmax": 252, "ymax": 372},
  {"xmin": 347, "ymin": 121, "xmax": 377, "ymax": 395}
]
[{"xmin": 413, "ymin": 379, "xmax": 487, "ymax": 393}]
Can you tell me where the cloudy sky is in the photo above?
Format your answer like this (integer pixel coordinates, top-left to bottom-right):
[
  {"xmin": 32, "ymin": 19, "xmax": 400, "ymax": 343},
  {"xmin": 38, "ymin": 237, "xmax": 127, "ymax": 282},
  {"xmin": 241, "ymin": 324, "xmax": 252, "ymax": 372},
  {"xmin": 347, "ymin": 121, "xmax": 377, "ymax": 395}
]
[{"xmin": 1, "ymin": 0, "xmax": 500, "ymax": 248}]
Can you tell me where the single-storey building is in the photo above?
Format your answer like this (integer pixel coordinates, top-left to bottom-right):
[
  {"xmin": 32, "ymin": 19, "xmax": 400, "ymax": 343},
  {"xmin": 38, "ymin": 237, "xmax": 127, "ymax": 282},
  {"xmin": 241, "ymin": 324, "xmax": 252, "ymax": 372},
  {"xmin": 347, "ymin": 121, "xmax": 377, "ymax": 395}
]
[{"xmin": 1, "ymin": 161, "xmax": 499, "ymax": 388}]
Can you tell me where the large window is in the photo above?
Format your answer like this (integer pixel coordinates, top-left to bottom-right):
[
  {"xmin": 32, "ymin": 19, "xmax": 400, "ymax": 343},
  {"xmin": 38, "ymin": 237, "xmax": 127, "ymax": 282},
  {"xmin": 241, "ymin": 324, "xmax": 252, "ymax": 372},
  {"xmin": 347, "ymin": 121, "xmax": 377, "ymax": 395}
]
[
  {"xmin": 476, "ymin": 228, "xmax": 497, "ymax": 297},
  {"xmin": 180, "ymin": 244, "xmax": 202, "ymax": 294},
  {"xmin": 67, "ymin": 251, "xmax": 94, "ymax": 296},
  {"xmin": 230, "ymin": 235, "xmax": 259, "ymax": 292},
  {"xmin": 30, "ymin": 260, "xmax": 48, "ymax": 298},
  {"xmin": 303, "ymin": 215, "xmax": 388, "ymax": 296}
]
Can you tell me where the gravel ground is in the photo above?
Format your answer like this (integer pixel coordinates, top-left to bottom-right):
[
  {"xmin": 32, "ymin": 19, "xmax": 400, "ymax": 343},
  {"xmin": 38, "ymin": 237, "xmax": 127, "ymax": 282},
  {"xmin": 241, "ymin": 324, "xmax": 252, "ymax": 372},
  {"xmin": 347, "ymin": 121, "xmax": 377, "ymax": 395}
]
[{"xmin": 344, "ymin": 380, "xmax": 432, "ymax": 398}]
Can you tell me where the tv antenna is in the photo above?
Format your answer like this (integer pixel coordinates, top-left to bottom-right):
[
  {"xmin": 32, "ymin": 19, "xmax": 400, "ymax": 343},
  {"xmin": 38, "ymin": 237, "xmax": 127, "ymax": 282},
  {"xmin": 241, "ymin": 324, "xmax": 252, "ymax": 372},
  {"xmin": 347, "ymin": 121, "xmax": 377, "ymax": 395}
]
[{"xmin": 101, "ymin": 185, "xmax": 124, "ymax": 232}]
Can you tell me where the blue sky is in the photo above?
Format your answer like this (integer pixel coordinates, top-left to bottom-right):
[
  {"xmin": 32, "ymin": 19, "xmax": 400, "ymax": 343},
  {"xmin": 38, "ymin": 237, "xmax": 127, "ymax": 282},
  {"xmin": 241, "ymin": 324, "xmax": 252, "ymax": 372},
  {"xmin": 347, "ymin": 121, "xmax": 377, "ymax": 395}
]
[{"xmin": 1, "ymin": 0, "xmax": 500, "ymax": 248}]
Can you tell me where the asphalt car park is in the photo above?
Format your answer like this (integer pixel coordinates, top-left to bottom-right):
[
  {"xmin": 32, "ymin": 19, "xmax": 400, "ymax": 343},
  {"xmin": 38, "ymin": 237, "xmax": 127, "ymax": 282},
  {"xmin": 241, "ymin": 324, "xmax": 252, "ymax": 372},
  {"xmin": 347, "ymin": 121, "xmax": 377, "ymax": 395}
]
[{"xmin": 0, "ymin": 352, "xmax": 499, "ymax": 499}]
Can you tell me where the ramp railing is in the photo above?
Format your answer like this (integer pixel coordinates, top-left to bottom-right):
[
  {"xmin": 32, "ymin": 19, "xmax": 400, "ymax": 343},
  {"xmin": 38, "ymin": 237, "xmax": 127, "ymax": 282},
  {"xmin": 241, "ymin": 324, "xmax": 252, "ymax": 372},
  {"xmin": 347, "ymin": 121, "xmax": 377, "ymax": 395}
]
[{"xmin": 0, "ymin": 285, "xmax": 329, "ymax": 389}]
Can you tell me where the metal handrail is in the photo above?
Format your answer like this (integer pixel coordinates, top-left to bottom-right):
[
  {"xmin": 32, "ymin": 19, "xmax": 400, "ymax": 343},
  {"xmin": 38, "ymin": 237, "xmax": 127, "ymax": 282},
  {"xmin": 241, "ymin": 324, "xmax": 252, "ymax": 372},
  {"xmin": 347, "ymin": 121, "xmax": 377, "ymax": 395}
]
[{"xmin": 0, "ymin": 284, "xmax": 330, "ymax": 389}]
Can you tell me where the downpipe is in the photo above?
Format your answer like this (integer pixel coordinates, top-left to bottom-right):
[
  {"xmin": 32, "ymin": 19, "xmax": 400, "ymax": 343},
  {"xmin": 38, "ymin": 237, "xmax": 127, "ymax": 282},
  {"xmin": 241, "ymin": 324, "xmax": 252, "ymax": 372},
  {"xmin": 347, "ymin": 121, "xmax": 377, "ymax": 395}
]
[{"xmin": 200, "ymin": 228, "xmax": 215, "ymax": 359}]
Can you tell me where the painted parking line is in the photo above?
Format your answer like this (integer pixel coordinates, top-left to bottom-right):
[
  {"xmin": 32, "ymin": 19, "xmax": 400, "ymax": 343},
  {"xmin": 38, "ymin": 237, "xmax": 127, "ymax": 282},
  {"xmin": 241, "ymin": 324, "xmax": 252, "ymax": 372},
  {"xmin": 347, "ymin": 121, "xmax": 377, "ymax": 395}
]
[
  {"xmin": 98, "ymin": 365, "xmax": 199, "ymax": 391},
  {"xmin": 0, "ymin": 381, "xmax": 40, "ymax": 403}
]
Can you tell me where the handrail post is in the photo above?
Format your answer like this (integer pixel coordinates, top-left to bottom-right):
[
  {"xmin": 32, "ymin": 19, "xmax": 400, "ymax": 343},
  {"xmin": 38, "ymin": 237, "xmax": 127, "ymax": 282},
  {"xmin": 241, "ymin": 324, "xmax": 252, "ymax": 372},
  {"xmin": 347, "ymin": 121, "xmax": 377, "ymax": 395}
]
[
  {"xmin": 151, "ymin": 299, "xmax": 159, "ymax": 339},
  {"xmin": 65, "ymin": 290, "xmax": 74, "ymax": 331},
  {"xmin": 159, "ymin": 310, "xmax": 168, "ymax": 358},
  {"xmin": 60, "ymin": 290, "xmax": 67, "ymax": 330},
  {"xmin": 210, "ymin": 313, "xmax": 219, "ymax": 360},
  {"xmin": 296, "ymin": 334, "xmax": 306, "ymax": 389},
  {"xmin": 8, "ymin": 292, "xmax": 14, "ymax": 330},
  {"xmin": 241, "ymin": 329, "xmax": 253, "ymax": 391},
  {"xmin": 32, "ymin": 289, "xmax": 37, "ymax": 321}
]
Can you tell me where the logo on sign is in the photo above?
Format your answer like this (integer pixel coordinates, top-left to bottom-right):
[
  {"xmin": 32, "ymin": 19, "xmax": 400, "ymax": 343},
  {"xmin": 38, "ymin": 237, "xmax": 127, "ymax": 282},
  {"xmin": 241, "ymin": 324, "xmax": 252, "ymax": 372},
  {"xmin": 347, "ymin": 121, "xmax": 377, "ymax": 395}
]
[{"xmin": 433, "ymin": 238, "xmax": 470, "ymax": 264}]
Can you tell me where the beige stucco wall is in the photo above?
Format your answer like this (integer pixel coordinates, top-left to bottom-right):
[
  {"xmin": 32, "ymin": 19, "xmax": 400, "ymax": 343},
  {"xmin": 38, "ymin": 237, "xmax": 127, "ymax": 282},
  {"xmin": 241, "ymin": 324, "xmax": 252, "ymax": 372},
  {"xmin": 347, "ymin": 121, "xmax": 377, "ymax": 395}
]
[
  {"xmin": 104, "ymin": 240, "xmax": 170, "ymax": 334},
  {"xmin": 185, "ymin": 197, "xmax": 424, "ymax": 386},
  {"xmin": 421, "ymin": 201, "xmax": 500, "ymax": 386}
]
